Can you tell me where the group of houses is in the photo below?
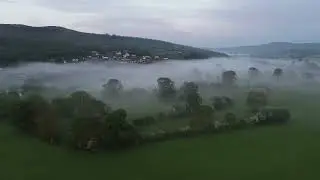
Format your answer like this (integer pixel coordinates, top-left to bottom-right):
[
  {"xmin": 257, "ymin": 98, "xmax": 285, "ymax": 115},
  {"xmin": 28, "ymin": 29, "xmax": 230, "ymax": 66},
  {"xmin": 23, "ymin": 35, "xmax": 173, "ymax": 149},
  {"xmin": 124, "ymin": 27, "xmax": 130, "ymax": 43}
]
[{"xmin": 56, "ymin": 50, "xmax": 169, "ymax": 65}]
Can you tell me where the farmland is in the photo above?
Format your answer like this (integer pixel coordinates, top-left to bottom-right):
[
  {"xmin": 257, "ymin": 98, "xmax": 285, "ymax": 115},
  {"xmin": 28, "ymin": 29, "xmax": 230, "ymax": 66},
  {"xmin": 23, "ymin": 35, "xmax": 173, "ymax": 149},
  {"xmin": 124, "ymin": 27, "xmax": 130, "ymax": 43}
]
[{"xmin": 1, "ymin": 87, "xmax": 320, "ymax": 180}]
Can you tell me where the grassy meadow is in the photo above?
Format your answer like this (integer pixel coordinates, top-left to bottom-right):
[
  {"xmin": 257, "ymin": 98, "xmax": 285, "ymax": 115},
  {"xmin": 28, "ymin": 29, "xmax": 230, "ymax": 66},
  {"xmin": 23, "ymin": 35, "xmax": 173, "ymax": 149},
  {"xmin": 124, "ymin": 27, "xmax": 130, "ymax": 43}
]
[{"xmin": 1, "ymin": 87, "xmax": 320, "ymax": 180}]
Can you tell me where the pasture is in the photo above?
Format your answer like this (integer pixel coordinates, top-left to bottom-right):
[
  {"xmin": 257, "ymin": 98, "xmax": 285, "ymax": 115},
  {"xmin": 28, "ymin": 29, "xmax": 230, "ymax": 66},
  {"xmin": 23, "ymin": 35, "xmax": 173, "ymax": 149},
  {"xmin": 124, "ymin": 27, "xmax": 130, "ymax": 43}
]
[{"xmin": 1, "ymin": 88, "xmax": 320, "ymax": 180}]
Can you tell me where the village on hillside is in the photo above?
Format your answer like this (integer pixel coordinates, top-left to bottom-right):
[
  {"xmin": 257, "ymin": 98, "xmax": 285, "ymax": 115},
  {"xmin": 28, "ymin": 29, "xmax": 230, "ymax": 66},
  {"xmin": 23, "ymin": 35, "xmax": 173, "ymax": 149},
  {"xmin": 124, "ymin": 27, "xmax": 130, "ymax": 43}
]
[{"xmin": 55, "ymin": 50, "xmax": 170, "ymax": 65}]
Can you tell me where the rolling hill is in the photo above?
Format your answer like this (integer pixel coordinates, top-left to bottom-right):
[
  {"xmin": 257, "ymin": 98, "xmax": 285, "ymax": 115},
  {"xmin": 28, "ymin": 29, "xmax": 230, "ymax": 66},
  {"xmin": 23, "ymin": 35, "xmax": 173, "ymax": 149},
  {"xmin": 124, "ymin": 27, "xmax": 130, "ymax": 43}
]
[
  {"xmin": 0, "ymin": 24, "xmax": 227, "ymax": 66},
  {"xmin": 218, "ymin": 42, "xmax": 320, "ymax": 59}
]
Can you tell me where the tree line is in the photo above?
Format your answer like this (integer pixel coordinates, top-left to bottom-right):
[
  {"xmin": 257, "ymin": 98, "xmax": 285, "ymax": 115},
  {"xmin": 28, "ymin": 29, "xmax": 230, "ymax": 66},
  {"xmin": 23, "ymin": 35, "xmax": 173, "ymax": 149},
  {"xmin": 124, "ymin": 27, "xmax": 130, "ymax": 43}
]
[{"xmin": 0, "ymin": 67, "xmax": 291, "ymax": 152}]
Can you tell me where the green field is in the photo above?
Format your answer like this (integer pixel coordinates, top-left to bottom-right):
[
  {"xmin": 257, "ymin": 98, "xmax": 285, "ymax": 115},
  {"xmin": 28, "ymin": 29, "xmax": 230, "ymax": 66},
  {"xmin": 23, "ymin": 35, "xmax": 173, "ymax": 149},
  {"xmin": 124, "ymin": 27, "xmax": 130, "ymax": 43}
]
[{"xmin": 1, "ymin": 89, "xmax": 320, "ymax": 180}]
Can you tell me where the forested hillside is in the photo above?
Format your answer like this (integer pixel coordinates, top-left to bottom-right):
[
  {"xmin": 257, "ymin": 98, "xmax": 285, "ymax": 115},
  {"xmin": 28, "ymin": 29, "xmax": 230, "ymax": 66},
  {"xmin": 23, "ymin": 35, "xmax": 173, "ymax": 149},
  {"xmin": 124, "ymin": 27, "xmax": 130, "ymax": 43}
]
[{"xmin": 0, "ymin": 24, "xmax": 227, "ymax": 66}]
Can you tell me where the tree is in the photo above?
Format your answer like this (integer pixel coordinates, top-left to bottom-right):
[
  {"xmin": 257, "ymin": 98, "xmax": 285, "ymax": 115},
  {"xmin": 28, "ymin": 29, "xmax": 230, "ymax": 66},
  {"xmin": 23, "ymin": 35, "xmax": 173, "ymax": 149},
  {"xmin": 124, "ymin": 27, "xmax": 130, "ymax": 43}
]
[
  {"xmin": 257, "ymin": 107, "xmax": 290, "ymax": 124},
  {"xmin": 224, "ymin": 112, "xmax": 237, "ymax": 125},
  {"xmin": 132, "ymin": 116, "xmax": 155, "ymax": 126},
  {"xmin": 181, "ymin": 81, "xmax": 198, "ymax": 96},
  {"xmin": 303, "ymin": 72, "xmax": 315, "ymax": 80},
  {"xmin": 69, "ymin": 91, "xmax": 108, "ymax": 118},
  {"xmin": 222, "ymin": 70, "xmax": 237, "ymax": 86},
  {"xmin": 211, "ymin": 96, "xmax": 233, "ymax": 111},
  {"xmin": 189, "ymin": 105, "xmax": 214, "ymax": 130},
  {"xmin": 71, "ymin": 117, "xmax": 104, "ymax": 150},
  {"xmin": 12, "ymin": 94, "xmax": 51, "ymax": 134},
  {"xmin": 157, "ymin": 77, "xmax": 176, "ymax": 99},
  {"xmin": 35, "ymin": 107, "xmax": 60, "ymax": 144},
  {"xmin": 248, "ymin": 67, "xmax": 260, "ymax": 85},
  {"xmin": 102, "ymin": 79, "xmax": 123, "ymax": 97},
  {"xmin": 0, "ymin": 91, "xmax": 21, "ymax": 119},
  {"xmin": 21, "ymin": 78, "xmax": 45, "ymax": 94},
  {"xmin": 246, "ymin": 89, "xmax": 268, "ymax": 110},
  {"xmin": 273, "ymin": 68, "xmax": 283, "ymax": 81},
  {"xmin": 103, "ymin": 109, "xmax": 140, "ymax": 149},
  {"xmin": 186, "ymin": 92, "xmax": 202, "ymax": 113},
  {"xmin": 51, "ymin": 97, "xmax": 74, "ymax": 118}
]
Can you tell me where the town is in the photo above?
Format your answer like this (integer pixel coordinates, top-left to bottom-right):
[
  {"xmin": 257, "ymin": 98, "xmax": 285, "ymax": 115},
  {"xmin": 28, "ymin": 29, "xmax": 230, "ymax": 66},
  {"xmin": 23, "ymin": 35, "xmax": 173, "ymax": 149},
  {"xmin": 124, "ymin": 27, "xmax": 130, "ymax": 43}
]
[{"xmin": 53, "ymin": 50, "xmax": 170, "ymax": 65}]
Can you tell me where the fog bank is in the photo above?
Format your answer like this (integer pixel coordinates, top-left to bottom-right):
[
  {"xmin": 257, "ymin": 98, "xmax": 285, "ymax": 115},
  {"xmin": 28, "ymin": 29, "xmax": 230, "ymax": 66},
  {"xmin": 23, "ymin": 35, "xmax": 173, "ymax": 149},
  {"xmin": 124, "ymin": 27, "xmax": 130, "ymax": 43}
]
[{"xmin": 1, "ymin": 57, "xmax": 319, "ymax": 92}]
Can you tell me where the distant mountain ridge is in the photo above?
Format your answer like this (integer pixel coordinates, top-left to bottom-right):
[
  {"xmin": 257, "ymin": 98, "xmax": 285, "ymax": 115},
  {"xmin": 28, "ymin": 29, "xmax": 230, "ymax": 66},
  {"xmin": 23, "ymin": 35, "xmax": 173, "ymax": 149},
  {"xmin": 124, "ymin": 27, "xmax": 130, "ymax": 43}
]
[
  {"xmin": 0, "ymin": 24, "xmax": 227, "ymax": 66},
  {"xmin": 217, "ymin": 42, "xmax": 320, "ymax": 59}
]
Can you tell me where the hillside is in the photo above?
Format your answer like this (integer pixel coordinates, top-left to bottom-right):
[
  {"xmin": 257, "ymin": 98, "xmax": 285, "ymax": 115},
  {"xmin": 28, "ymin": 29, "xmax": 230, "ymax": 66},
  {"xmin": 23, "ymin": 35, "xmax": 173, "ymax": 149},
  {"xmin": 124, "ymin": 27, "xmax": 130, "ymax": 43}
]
[
  {"xmin": 218, "ymin": 42, "xmax": 320, "ymax": 59},
  {"xmin": 0, "ymin": 24, "xmax": 227, "ymax": 66}
]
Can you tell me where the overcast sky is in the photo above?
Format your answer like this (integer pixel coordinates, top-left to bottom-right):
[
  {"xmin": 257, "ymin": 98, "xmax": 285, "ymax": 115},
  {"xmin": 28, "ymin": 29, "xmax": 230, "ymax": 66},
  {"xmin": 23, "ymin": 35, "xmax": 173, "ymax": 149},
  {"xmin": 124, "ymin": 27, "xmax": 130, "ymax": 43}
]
[{"xmin": 0, "ymin": 0, "xmax": 319, "ymax": 47}]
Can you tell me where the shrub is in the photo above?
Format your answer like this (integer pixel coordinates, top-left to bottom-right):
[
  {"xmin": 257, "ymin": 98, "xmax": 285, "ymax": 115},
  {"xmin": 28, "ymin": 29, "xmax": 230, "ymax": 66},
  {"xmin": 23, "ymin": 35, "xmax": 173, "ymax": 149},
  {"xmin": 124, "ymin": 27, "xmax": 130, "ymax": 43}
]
[
  {"xmin": 69, "ymin": 91, "xmax": 109, "ymax": 119},
  {"xmin": 157, "ymin": 77, "xmax": 176, "ymax": 100},
  {"xmin": 11, "ymin": 94, "xmax": 51, "ymax": 134},
  {"xmin": 224, "ymin": 112, "xmax": 237, "ymax": 125},
  {"xmin": 102, "ymin": 79, "xmax": 123, "ymax": 97},
  {"xmin": 211, "ymin": 96, "xmax": 233, "ymax": 111},
  {"xmin": 189, "ymin": 105, "xmax": 214, "ymax": 130},
  {"xmin": 180, "ymin": 81, "xmax": 199, "ymax": 97},
  {"xmin": 257, "ymin": 107, "xmax": 290, "ymax": 124},
  {"xmin": 186, "ymin": 92, "xmax": 202, "ymax": 113},
  {"xmin": 273, "ymin": 68, "xmax": 283, "ymax": 80},
  {"xmin": 0, "ymin": 91, "xmax": 21, "ymax": 119},
  {"xmin": 222, "ymin": 70, "xmax": 237, "ymax": 86},
  {"xmin": 246, "ymin": 89, "xmax": 268, "ymax": 109},
  {"xmin": 104, "ymin": 109, "xmax": 140, "ymax": 149},
  {"xmin": 132, "ymin": 116, "xmax": 156, "ymax": 126},
  {"xmin": 71, "ymin": 117, "xmax": 104, "ymax": 150}
]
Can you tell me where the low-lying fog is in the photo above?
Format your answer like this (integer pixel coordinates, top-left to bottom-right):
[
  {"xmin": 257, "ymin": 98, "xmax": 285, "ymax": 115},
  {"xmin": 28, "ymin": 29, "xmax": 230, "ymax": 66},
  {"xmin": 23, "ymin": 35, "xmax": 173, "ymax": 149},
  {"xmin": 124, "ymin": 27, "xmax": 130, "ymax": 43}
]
[{"xmin": 1, "ymin": 56, "xmax": 320, "ymax": 92}]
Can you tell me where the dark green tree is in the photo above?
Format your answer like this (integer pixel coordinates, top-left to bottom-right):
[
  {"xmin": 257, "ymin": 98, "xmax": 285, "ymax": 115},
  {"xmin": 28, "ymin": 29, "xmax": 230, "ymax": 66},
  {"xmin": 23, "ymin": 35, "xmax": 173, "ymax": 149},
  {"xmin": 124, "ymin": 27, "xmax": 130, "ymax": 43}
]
[
  {"xmin": 248, "ymin": 67, "xmax": 260, "ymax": 84},
  {"xmin": 71, "ymin": 117, "xmax": 104, "ymax": 150},
  {"xmin": 102, "ymin": 79, "xmax": 123, "ymax": 97},
  {"xmin": 157, "ymin": 77, "xmax": 176, "ymax": 99},
  {"xmin": 273, "ymin": 68, "xmax": 283, "ymax": 81},
  {"xmin": 69, "ymin": 91, "xmax": 108, "ymax": 118},
  {"xmin": 12, "ymin": 94, "xmax": 51, "ymax": 134},
  {"xmin": 246, "ymin": 89, "xmax": 268, "ymax": 110},
  {"xmin": 186, "ymin": 92, "xmax": 202, "ymax": 113},
  {"xmin": 222, "ymin": 70, "xmax": 237, "ymax": 86},
  {"xmin": 181, "ymin": 81, "xmax": 198, "ymax": 96},
  {"xmin": 0, "ymin": 91, "xmax": 21, "ymax": 119},
  {"xmin": 103, "ymin": 109, "xmax": 140, "ymax": 149},
  {"xmin": 224, "ymin": 112, "xmax": 237, "ymax": 125}
]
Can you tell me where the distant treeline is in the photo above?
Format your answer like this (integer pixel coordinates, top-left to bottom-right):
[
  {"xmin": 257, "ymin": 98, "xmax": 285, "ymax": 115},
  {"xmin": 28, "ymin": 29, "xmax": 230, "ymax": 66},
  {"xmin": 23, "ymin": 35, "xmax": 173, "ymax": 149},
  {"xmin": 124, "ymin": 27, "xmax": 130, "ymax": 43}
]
[{"xmin": 218, "ymin": 42, "xmax": 320, "ymax": 59}]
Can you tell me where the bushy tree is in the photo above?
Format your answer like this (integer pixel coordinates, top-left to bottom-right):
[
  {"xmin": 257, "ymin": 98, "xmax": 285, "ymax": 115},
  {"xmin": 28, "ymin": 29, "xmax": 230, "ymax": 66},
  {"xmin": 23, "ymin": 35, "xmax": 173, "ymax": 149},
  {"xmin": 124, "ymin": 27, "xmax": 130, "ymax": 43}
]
[
  {"xmin": 35, "ymin": 108, "xmax": 60, "ymax": 144},
  {"xmin": 186, "ymin": 91, "xmax": 202, "ymax": 113},
  {"xmin": 189, "ymin": 105, "xmax": 214, "ymax": 130},
  {"xmin": 12, "ymin": 95, "xmax": 52, "ymax": 134},
  {"xmin": 71, "ymin": 117, "xmax": 104, "ymax": 150},
  {"xmin": 69, "ymin": 91, "xmax": 108, "ymax": 119},
  {"xmin": 181, "ymin": 81, "xmax": 198, "ymax": 95},
  {"xmin": 211, "ymin": 96, "xmax": 234, "ymax": 111},
  {"xmin": 224, "ymin": 112, "xmax": 237, "ymax": 125},
  {"xmin": 132, "ymin": 116, "xmax": 155, "ymax": 126},
  {"xmin": 246, "ymin": 89, "xmax": 268, "ymax": 110},
  {"xmin": 273, "ymin": 68, "xmax": 283, "ymax": 81},
  {"xmin": 303, "ymin": 72, "xmax": 315, "ymax": 80},
  {"xmin": 0, "ymin": 91, "xmax": 21, "ymax": 119},
  {"xmin": 248, "ymin": 67, "xmax": 260, "ymax": 83},
  {"xmin": 157, "ymin": 77, "xmax": 176, "ymax": 99},
  {"xmin": 257, "ymin": 107, "xmax": 290, "ymax": 124},
  {"xmin": 222, "ymin": 70, "xmax": 237, "ymax": 86},
  {"xmin": 21, "ymin": 78, "xmax": 45, "ymax": 94},
  {"xmin": 51, "ymin": 97, "xmax": 74, "ymax": 118},
  {"xmin": 102, "ymin": 79, "xmax": 123, "ymax": 97},
  {"xmin": 104, "ymin": 109, "xmax": 140, "ymax": 149}
]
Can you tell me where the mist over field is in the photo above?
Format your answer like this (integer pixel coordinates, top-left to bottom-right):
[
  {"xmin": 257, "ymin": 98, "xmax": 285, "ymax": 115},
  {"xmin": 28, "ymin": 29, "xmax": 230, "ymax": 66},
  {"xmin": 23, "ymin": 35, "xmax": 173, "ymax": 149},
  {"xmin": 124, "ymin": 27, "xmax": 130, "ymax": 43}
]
[{"xmin": 1, "ymin": 56, "xmax": 320, "ymax": 93}]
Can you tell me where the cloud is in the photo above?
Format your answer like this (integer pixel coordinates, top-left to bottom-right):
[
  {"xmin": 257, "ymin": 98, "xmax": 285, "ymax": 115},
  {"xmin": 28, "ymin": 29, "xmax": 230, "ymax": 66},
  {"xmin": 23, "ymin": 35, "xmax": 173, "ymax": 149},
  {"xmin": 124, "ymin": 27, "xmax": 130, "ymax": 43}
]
[{"xmin": 1, "ymin": 0, "xmax": 320, "ymax": 47}]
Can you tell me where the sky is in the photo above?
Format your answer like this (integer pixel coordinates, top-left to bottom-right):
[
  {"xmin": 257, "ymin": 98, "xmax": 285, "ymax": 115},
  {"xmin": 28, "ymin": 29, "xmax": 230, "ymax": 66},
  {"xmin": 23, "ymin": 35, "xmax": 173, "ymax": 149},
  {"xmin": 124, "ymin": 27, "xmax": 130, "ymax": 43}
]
[{"xmin": 0, "ymin": 0, "xmax": 320, "ymax": 47}]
